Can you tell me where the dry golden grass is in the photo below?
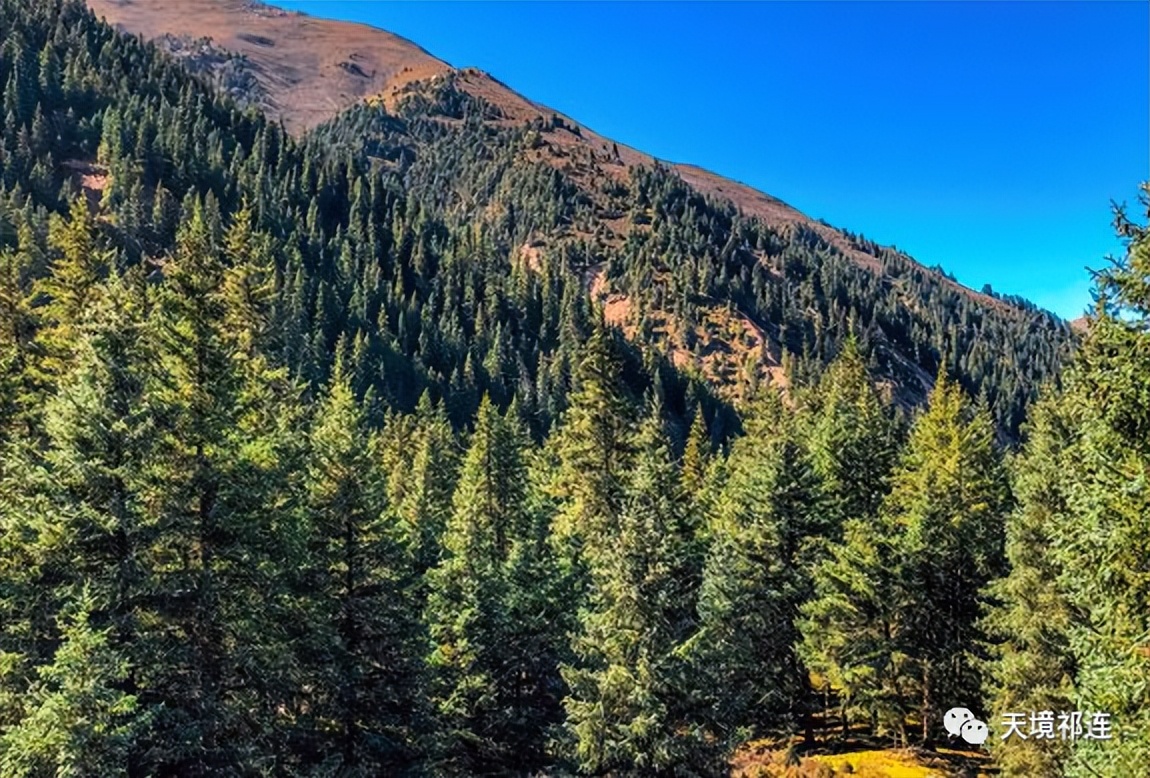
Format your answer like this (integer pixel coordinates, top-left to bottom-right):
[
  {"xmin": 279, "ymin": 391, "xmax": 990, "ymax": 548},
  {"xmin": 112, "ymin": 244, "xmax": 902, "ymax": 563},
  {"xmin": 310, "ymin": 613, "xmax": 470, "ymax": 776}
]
[
  {"xmin": 82, "ymin": 0, "xmax": 1008, "ymax": 408},
  {"xmin": 86, "ymin": 0, "xmax": 449, "ymax": 134},
  {"xmin": 732, "ymin": 736, "xmax": 995, "ymax": 778},
  {"xmin": 816, "ymin": 750, "xmax": 944, "ymax": 777}
]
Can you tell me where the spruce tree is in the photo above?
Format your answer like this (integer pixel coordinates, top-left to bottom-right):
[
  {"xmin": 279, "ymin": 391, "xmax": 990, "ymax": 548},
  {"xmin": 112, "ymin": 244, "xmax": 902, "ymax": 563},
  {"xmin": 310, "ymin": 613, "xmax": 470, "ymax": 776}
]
[
  {"xmin": 301, "ymin": 356, "xmax": 425, "ymax": 774},
  {"xmin": 808, "ymin": 338, "xmax": 897, "ymax": 533},
  {"xmin": 0, "ymin": 245, "xmax": 41, "ymax": 446},
  {"xmin": 983, "ymin": 396, "xmax": 1075, "ymax": 776},
  {"xmin": 31, "ymin": 268, "xmax": 157, "ymax": 684},
  {"xmin": 0, "ymin": 269, "xmax": 157, "ymax": 772},
  {"xmin": 384, "ymin": 392, "xmax": 460, "ymax": 582},
  {"xmin": 550, "ymin": 321, "xmax": 636, "ymax": 591},
  {"xmin": 220, "ymin": 203, "xmax": 277, "ymax": 359},
  {"xmin": 501, "ymin": 432, "xmax": 572, "ymax": 772},
  {"xmin": 425, "ymin": 396, "xmax": 531, "ymax": 774},
  {"xmin": 562, "ymin": 400, "xmax": 703, "ymax": 775},
  {"xmin": 138, "ymin": 196, "xmax": 297, "ymax": 773},
  {"xmin": 34, "ymin": 198, "xmax": 111, "ymax": 380},
  {"xmin": 1048, "ymin": 190, "xmax": 1150, "ymax": 776},
  {"xmin": 0, "ymin": 590, "xmax": 149, "ymax": 778},
  {"xmin": 688, "ymin": 393, "xmax": 821, "ymax": 750},
  {"xmin": 887, "ymin": 375, "xmax": 1009, "ymax": 743},
  {"xmin": 681, "ymin": 407, "xmax": 711, "ymax": 500},
  {"xmin": 805, "ymin": 373, "xmax": 1009, "ymax": 745},
  {"xmin": 799, "ymin": 513, "xmax": 913, "ymax": 743}
]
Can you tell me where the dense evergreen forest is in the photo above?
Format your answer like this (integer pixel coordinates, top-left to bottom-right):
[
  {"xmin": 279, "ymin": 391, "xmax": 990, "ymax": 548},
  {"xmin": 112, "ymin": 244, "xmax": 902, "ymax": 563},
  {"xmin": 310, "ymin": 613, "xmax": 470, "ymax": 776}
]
[{"xmin": 0, "ymin": 1, "xmax": 1145, "ymax": 776}]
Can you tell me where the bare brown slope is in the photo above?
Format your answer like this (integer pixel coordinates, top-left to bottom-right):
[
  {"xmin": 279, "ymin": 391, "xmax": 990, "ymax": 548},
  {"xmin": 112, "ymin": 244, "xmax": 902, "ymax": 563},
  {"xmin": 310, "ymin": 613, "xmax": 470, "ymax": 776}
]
[
  {"xmin": 85, "ymin": 0, "xmax": 1017, "ymax": 325},
  {"xmin": 86, "ymin": 0, "xmax": 450, "ymax": 134},
  {"xmin": 76, "ymin": 2, "xmax": 742, "ymax": 206}
]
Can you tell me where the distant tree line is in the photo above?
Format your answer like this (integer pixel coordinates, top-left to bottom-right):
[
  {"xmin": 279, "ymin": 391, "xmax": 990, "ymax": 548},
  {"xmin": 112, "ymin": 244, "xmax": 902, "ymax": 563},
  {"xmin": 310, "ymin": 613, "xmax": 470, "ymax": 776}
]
[{"xmin": 0, "ymin": 3, "xmax": 1141, "ymax": 777}]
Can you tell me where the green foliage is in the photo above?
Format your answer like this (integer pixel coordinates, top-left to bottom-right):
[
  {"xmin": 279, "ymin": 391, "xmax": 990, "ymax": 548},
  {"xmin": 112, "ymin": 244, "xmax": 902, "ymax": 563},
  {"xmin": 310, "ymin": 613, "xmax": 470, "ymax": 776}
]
[
  {"xmin": 806, "ymin": 338, "xmax": 899, "ymax": 534},
  {"xmin": 552, "ymin": 322, "xmax": 637, "ymax": 555},
  {"xmin": 983, "ymin": 397, "xmax": 1076, "ymax": 777},
  {"xmin": 0, "ymin": 241, "xmax": 46, "ymax": 444},
  {"xmin": 883, "ymin": 375, "xmax": 1010, "ymax": 741},
  {"xmin": 382, "ymin": 393, "xmax": 460, "ymax": 581},
  {"xmin": 1053, "ymin": 190, "xmax": 1150, "ymax": 776},
  {"xmin": 299, "ymin": 360, "xmax": 425, "ymax": 773},
  {"xmin": 422, "ymin": 397, "xmax": 569, "ymax": 774},
  {"xmin": 0, "ymin": 3, "xmax": 1134, "ymax": 777},
  {"xmin": 33, "ymin": 197, "xmax": 110, "ymax": 378},
  {"xmin": 982, "ymin": 189, "xmax": 1150, "ymax": 777},
  {"xmin": 563, "ymin": 401, "xmax": 706, "ymax": 775},
  {"xmin": 800, "ymin": 515, "xmax": 911, "ymax": 741},
  {"xmin": 0, "ymin": 590, "xmax": 149, "ymax": 778},
  {"xmin": 690, "ymin": 394, "xmax": 822, "ymax": 748},
  {"xmin": 802, "ymin": 374, "xmax": 1010, "ymax": 746}
]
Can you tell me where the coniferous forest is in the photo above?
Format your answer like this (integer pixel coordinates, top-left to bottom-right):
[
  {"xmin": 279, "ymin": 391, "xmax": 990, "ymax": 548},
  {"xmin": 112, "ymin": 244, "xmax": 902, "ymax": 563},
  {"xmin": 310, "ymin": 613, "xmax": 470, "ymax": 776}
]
[{"xmin": 0, "ymin": 2, "xmax": 1146, "ymax": 776}]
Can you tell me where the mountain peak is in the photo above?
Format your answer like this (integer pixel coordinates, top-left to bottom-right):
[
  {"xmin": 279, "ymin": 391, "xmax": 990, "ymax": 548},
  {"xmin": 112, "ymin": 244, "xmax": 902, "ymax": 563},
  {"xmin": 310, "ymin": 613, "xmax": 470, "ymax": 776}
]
[
  {"xmin": 82, "ymin": 0, "xmax": 1071, "ymax": 432},
  {"xmin": 87, "ymin": 0, "xmax": 451, "ymax": 133}
]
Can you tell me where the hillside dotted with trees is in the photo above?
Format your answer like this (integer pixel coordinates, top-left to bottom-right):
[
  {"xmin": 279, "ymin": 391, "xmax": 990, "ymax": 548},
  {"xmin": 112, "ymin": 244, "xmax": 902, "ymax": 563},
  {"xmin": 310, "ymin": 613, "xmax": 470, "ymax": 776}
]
[{"xmin": 0, "ymin": 2, "xmax": 1145, "ymax": 776}]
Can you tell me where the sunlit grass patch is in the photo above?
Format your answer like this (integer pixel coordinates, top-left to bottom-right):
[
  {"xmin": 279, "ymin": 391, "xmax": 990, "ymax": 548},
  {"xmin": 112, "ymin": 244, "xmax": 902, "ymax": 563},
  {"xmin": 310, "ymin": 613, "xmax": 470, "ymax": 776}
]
[
  {"xmin": 815, "ymin": 749, "xmax": 942, "ymax": 777},
  {"xmin": 732, "ymin": 741, "xmax": 992, "ymax": 777}
]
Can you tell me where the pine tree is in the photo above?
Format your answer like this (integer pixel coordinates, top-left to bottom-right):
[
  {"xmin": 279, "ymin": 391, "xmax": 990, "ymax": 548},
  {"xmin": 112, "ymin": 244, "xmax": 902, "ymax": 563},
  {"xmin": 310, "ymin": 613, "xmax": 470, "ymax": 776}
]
[
  {"xmin": 301, "ymin": 356, "xmax": 425, "ymax": 774},
  {"xmin": 562, "ymin": 400, "xmax": 704, "ymax": 775},
  {"xmin": 425, "ymin": 396, "xmax": 530, "ymax": 774}
]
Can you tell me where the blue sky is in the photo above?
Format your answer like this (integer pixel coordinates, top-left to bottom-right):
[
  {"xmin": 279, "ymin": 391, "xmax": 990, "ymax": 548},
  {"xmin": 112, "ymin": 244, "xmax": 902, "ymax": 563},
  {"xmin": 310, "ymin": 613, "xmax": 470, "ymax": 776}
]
[{"xmin": 274, "ymin": 1, "xmax": 1148, "ymax": 319}]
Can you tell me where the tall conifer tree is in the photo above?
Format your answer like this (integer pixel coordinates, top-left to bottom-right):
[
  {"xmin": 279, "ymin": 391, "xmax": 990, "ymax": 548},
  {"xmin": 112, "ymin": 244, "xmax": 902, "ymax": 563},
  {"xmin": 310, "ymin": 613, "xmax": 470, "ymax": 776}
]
[
  {"xmin": 139, "ymin": 196, "xmax": 297, "ymax": 773},
  {"xmin": 1047, "ymin": 190, "xmax": 1150, "ymax": 776},
  {"xmin": 808, "ymin": 338, "xmax": 897, "ymax": 533},
  {"xmin": 689, "ymin": 393, "xmax": 821, "ymax": 749},
  {"xmin": 426, "ymin": 396, "xmax": 532, "ymax": 774},
  {"xmin": 983, "ymin": 396, "xmax": 1076, "ymax": 777},
  {"xmin": 563, "ymin": 400, "xmax": 703, "ymax": 775},
  {"xmin": 804, "ymin": 374, "xmax": 1009, "ymax": 745},
  {"xmin": 302, "ymin": 356, "xmax": 425, "ymax": 774}
]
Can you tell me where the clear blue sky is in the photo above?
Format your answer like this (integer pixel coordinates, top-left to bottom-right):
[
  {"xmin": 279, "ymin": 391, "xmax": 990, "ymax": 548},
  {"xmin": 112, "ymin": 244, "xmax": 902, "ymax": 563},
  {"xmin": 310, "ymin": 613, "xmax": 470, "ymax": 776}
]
[{"xmin": 273, "ymin": 1, "xmax": 1148, "ymax": 319}]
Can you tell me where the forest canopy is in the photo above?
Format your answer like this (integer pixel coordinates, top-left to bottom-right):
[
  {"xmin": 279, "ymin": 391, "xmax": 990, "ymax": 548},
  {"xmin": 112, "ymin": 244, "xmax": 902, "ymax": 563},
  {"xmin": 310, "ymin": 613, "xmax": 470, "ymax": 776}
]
[{"xmin": 0, "ymin": 2, "xmax": 1143, "ymax": 777}]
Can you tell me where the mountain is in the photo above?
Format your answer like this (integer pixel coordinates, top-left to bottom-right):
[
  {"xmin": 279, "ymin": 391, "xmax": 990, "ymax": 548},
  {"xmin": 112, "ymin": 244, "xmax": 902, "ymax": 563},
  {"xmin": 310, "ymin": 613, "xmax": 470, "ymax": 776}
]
[
  {"xmin": 87, "ymin": 0, "xmax": 450, "ymax": 133},
  {"xmin": 84, "ymin": 0, "xmax": 1072, "ymax": 434},
  {"xmin": 84, "ymin": 0, "xmax": 1008, "ymax": 297},
  {"xmin": 3, "ymin": 3, "xmax": 1142, "ymax": 776}
]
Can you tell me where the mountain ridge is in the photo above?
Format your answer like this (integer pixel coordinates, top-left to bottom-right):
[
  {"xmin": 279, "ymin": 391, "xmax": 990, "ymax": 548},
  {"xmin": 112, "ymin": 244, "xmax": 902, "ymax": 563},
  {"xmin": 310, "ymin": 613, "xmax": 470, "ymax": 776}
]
[
  {"xmin": 0, "ymin": 4, "xmax": 1139, "ymax": 775},
  {"xmin": 86, "ymin": 0, "xmax": 1019, "ymax": 320},
  {"xmin": 80, "ymin": 0, "xmax": 1071, "ymax": 434}
]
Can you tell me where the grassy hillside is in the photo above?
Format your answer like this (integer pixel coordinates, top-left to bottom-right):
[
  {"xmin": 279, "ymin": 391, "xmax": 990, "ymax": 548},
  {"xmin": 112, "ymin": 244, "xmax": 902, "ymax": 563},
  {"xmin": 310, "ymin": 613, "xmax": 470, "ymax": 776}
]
[
  {"xmin": 85, "ymin": 0, "xmax": 1073, "ymax": 435},
  {"xmin": 2, "ymin": 3, "xmax": 1144, "ymax": 777}
]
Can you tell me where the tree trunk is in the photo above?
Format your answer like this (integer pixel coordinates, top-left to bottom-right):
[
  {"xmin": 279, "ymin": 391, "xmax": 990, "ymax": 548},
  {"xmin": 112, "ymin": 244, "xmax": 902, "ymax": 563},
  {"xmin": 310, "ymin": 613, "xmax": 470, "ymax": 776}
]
[
  {"xmin": 921, "ymin": 664, "xmax": 932, "ymax": 747},
  {"xmin": 342, "ymin": 513, "xmax": 359, "ymax": 768}
]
